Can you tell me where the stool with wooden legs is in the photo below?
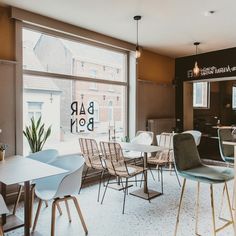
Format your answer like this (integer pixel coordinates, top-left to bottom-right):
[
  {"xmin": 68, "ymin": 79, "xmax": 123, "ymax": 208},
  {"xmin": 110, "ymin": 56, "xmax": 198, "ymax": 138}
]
[
  {"xmin": 173, "ymin": 133, "xmax": 235, "ymax": 236},
  {"xmin": 79, "ymin": 138, "xmax": 106, "ymax": 202},
  {"xmin": 32, "ymin": 154, "xmax": 88, "ymax": 236},
  {"xmin": 217, "ymin": 128, "xmax": 235, "ymax": 213}
]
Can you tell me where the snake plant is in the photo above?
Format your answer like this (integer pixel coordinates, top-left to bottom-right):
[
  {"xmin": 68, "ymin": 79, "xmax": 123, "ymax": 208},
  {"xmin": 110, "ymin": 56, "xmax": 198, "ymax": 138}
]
[{"xmin": 23, "ymin": 117, "xmax": 52, "ymax": 153}]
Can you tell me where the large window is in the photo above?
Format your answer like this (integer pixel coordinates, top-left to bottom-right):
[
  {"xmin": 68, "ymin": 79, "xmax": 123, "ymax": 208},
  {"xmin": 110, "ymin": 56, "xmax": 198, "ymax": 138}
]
[
  {"xmin": 232, "ymin": 86, "xmax": 236, "ymax": 109},
  {"xmin": 193, "ymin": 82, "xmax": 209, "ymax": 108},
  {"xmin": 22, "ymin": 27, "xmax": 128, "ymax": 155}
]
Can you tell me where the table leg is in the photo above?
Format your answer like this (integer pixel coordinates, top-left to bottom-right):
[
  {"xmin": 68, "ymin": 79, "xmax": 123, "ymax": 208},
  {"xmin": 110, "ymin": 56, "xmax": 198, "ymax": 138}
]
[
  {"xmin": 143, "ymin": 153, "xmax": 148, "ymax": 193},
  {"xmin": 130, "ymin": 152, "xmax": 162, "ymax": 200},
  {"xmin": 24, "ymin": 181, "xmax": 30, "ymax": 236}
]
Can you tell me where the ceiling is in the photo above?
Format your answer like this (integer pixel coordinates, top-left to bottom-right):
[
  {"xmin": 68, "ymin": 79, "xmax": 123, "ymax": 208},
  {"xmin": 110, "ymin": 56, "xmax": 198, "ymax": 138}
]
[{"xmin": 1, "ymin": 0, "xmax": 236, "ymax": 58}]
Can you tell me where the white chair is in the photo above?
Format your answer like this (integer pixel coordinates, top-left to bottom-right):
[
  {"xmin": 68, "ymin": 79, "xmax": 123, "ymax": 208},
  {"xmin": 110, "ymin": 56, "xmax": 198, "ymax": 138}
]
[
  {"xmin": 32, "ymin": 154, "xmax": 88, "ymax": 236},
  {"xmin": 0, "ymin": 194, "xmax": 9, "ymax": 236},
  {"xmin": 13, "ymin": 149, "xmax": 59, "ymax": 215},
  {"xmin": 182, "ymin": 130, "xmax": 202, "ymax": 146},
  {"xmin": 124, "ymin": 131, "xmax": 154, "ymax": 159}
]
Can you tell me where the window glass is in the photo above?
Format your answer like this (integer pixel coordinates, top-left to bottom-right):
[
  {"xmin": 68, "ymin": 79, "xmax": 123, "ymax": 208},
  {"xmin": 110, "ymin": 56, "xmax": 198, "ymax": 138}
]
[
  {"xmin": 22, "ymin": 28, "xmax": 128, "ymax": 155},
  {"xmin": 232, "ymin": 86, "xmax": 236, "ymax": 109},
  {"xmin": 23, "ymin": 76, "xmax": 126, "ymax": 155},
  {"xmin": 23, "ymin": 28, "xmax": 127, "ymax": 82},
  {"xmin": 193, "ymin": 82, "xmax": 209, "ymax": 108}
]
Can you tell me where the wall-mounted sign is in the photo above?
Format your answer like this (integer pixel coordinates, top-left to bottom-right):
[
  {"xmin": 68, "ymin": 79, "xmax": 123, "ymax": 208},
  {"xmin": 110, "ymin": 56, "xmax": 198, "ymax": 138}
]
[
  {"xmin": 187, "ymin": 65, "xmax": 236, "ymax": 79},
  {"xmin": 70, "ymin": 101, "xmax": 94, "ymax": 133}
]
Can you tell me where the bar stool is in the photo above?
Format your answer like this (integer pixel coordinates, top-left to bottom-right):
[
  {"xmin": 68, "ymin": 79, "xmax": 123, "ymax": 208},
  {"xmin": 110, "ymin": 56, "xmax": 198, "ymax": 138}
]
[{"xmin": 173, "ymin": 133, "xmax": 235, "ymax": 236}]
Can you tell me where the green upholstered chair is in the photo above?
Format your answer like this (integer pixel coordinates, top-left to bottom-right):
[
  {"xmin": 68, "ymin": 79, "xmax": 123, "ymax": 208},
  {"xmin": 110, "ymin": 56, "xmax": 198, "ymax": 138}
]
[
  {"xmin": 218, "ymin": 128, "xmax": 234, "ymax": 163},
  {"xmin": 173, "ymin": 133, "xmax": 235, "ymax": 236}
]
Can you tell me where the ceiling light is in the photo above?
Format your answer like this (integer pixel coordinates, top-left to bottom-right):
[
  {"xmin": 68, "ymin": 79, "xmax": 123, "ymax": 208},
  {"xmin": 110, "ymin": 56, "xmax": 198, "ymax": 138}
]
[
  {"xmin": 133, "ymin": 15, "xmax": 142, "ymax": 59},
  {"xmin": 193, "ymin": 42, "xmax": 201, "ymax": 77},
  {"xmin": 204, "ymin": 10, "xmax": 215, "ymax": 16}
]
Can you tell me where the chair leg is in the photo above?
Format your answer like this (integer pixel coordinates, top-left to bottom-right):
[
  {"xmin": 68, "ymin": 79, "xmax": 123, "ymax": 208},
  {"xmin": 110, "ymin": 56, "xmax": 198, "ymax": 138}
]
[
  {"xmin": 79, "ymin": 166, "xmax": 89, "ymax": 194},
  {"xmin": 13, "ymin": 185, "xmax": 23, "ymax": 215},
  {"xmin": 51, "ymin": 200, "xmax": 57, "ymax": 236},
  {"xmin": 218, "ymin": 184, "xmax": 226, "ymax": 220},
  {"xmin": 157, "ymin": 166, "xmax": 160, "ymax": 182},
  {"xmin": 101, "ymin": 175, "xmax": 111, "ymax": 205},
  {"xmin": 97, "ymin": 170, "xmax": 104, "ymax": 202},
  {"xmin": 45, "ymin": 200, "xmax": 49, "ymax": 208},
  {"xmin": 72, "ymin": 196, "xmax": 88, "ymax": 234},
  {"xmin": 232, "ymin": 179, "xmax": 236, "ymax": 210},
  {"xmin": 174, "ymin": 166, "xmax": 181, "ymax": 187},
  {"xmin": 160, "ymin": 166, "xmax": 164, "ymax": 194},
  {"xmin": 0, "ymin": 225, "xmax": 4, "ymax": 236},
  {"xmin": 174, "ymin": 178, "xmax": 186, "ymax": 236},
  {"xmin": 210, "ymin": 184, "xmax": 216, "ymax": 236},
  {"xmin": 30, "ymin": 185, "xmax": 35, "ymax": 228},
  {"xmin": 32, "ymin": 199, "xmax": 42, "ymax": 232},
  {"xmin": 56, "ymin": 203, "xmax": 62, "ymax": 216},
  {"xmin": 122, "ymin": 178, "xmax": 128, "ymax": 214},
  {"xmin": 195, "ymin": 182, "xmax": 200, "ymax": 235},
  {"xmin": 225, "ymin": 182, "xmax": 236, "ymax": 234},
  {"xmin": 140, "ymin": 172, "xmax": 144, "ymax": 188},
  {"xmin": 149, "ymin": 168, "xmax": 156, "ymax": 181},
  {"xmin": 65, "ymin": 199, "xmax": 72, "ymax": 223}
]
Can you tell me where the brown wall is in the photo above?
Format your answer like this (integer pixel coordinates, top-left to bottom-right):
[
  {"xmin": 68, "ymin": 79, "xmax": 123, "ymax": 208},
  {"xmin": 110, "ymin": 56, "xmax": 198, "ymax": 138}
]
[
  {"xmin": 137, "ymin": 49, "xmax": 176, "ymax": 131},
  {"xmin": 0, "ymin": 6, "xmax": 16, "ymax": 157},
  {"xmin": 0, "ymin": 6, "xmax": 15, "ymax": 60},
  {"xmin": 138, "ymin": 49, "xmax": 175, "ymax": 83}
]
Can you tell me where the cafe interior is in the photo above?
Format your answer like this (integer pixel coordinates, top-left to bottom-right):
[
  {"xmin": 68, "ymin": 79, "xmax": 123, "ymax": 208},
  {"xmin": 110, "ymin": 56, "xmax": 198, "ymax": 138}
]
[{"xmin": 0, "ymin": 1, "xmax": 236, "ymax": 236}]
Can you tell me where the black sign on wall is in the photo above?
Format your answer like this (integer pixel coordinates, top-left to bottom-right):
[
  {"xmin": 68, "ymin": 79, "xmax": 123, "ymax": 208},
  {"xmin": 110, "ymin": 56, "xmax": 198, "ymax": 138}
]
[
  {"xmin": 70, "ymin": 101, "xmax": 94, "ymax": 133},
  {"xmin": 175, "ymin": 47, "xmax": 236, "ymax": 131}
]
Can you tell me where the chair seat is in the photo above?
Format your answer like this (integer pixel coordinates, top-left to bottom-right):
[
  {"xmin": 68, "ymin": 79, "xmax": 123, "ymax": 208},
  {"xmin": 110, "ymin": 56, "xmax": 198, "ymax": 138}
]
[
  {"xmin": 147, "ymin": 157, "xmax": 171, "ymax": 165},
  {"xmin": 180, "ymin": 165, "xmax": 234, "ymax": 184},
  {"xmin": 115, "ymin": 164, "xmax": 145, "ymax": 177},
  {"xmin": 87, "ymin": 159, "xmax": 105, "ymax": 170},
  {"xmin": 224, "ymin": 156, "xmax": 234, "ymax": 163}
]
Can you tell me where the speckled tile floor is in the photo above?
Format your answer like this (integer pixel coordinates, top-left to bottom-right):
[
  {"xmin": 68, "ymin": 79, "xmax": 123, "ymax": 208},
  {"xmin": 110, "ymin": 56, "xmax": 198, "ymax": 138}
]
[{"xmin": 5, "ymin": 170, "xmax": 235, "ymax": 236}]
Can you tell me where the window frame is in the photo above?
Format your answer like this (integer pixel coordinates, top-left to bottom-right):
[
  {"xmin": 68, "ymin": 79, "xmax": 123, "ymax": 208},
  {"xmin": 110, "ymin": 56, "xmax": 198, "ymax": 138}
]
[
  {"xmin": 232, "ymin": 85, "xmax": 236, "ymax": 110},
  {"xmin": 20, "ymin": 24, "xmax": 129, "ymax": 154},
  {"xmin": 193, "ymin": 81, "xmax": 210, "ymax": 109}
]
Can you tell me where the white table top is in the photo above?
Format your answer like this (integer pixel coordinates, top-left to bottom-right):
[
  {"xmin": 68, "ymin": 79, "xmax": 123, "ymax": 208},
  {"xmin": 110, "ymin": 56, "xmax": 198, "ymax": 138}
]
[
  {"xmin": 120, "ymin": 142, "xmax": 166, "ymax": 153},
  {"xmin": 0, "ymin": 156, "xmax": 67, "ymax": 185}
]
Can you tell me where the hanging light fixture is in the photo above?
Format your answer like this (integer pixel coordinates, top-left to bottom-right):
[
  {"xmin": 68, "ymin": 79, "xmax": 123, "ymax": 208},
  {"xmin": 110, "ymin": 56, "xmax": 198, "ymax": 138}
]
[
  {"xmin": 193, "ymin": 42, "xmax": 201, "ymax": 77},
  {"xmin": 133, "ymin": 15, "xmax": 142, "ymax": 58}
]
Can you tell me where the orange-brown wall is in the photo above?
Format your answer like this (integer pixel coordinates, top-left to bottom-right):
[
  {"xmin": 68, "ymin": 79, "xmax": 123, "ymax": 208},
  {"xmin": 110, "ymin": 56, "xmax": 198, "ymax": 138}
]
[
  {"xmin": 137, "ymin": 50, "xmax": 176, "ymax": 131},
  {"xmin": 0, "ymin": 6, "xmax": 15, "ymax": 60},
  {"xmin": 138, "ymin": 49, "xmax": 175, "ymax": 83}
]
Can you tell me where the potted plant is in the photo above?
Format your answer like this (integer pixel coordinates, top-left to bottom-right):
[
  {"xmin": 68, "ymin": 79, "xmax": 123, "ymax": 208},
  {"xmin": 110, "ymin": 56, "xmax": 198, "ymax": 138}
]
[
  {"xmin": 23, "ymin": 117, "xmax": 52, "ymax": 153},
  {"xmin": 0, "ymin": 143, "xmax": 8, "ymax": 161}
]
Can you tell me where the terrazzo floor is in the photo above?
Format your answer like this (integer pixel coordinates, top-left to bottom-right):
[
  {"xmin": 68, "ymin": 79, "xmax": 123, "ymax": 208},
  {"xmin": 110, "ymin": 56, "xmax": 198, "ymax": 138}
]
[{"xmin": 5, "ymin": 170, "xmax": 235, "ymax": 236}]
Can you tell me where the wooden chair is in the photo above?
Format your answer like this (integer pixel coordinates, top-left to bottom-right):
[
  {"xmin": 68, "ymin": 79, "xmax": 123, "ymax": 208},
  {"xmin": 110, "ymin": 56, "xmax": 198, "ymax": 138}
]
[
  {"xmin": 79, "ymin": 138, "xmax": 106, "ymax": 202},
  {"xmin": 147, "ymin": 132, "xmax": 181, "ymax": 188},
  {"xmin": 100, "ymin": 141, "xmax": 145, "ymax": 214}
]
